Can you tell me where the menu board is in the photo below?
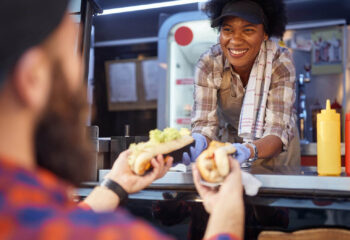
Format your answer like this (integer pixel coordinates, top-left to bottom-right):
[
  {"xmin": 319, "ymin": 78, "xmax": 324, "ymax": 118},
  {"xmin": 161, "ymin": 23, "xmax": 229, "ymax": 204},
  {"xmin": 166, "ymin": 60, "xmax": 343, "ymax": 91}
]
[
  {"xmin": 142, "ymin": 59, "xmax": 159, "ymax": 101},
  {"xmin": 108, "ymin": 62, "xmax": 137, "ymax": 103},
  {"xmin": 105, "ymin": 58, "xmax": 157, "ymax": 111}
]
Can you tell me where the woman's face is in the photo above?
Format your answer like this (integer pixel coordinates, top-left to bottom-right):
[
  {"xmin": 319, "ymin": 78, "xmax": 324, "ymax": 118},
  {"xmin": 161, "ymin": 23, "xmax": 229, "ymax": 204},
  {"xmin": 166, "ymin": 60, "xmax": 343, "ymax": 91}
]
[{"xmin": 219, "ymin": 16, "xmax": 267, "ymax": 73}]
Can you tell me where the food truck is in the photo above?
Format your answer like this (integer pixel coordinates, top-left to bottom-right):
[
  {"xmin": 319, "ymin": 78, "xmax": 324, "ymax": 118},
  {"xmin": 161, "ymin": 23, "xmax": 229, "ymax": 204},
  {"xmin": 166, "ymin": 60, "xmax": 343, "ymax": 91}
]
[{"xmin": 74, "ymin": 0, "xmax": 350, "ymax": 239}]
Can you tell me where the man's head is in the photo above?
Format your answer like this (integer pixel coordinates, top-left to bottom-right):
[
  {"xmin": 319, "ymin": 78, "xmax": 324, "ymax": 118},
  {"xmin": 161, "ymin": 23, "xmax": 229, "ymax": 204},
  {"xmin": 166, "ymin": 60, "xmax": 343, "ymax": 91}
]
[{"xmin": 0, "ymin": 0, "xmax": 93, "ymax": 185}]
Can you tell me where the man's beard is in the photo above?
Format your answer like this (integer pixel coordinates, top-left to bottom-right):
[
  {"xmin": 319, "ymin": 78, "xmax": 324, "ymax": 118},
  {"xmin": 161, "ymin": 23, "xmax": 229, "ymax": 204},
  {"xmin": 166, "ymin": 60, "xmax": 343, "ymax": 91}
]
[{"xmin": 35, "ymin": 63, "xmax": 94, "ymax": 186}]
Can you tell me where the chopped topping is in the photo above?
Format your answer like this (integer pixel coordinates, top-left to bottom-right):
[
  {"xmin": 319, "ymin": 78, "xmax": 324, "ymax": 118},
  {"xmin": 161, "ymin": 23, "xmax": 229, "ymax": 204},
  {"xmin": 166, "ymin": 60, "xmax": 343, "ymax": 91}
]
[
  {"xmin": 129, "ymin": 127, "xmax": 191, "ymax": 167},
  {"xmin": 162, "ymin": 128, "xmax": 181, "ymax": 142},
  {"xmin": 149, "ymin": 129, "xmax": 163, "ymax": 143},
  {"xmin": 149, "ymin": 127, "xmax": 189, "ymax": 144}
]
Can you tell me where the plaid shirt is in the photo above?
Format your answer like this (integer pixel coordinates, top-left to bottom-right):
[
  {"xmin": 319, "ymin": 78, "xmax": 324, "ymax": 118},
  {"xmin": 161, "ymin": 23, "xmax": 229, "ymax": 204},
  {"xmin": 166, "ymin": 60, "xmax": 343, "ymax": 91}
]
[
  {"xmin": 0, "ymin": 158, "xmax": 239, "ymax": 240},
  {"xmin": 192, "ymin": 43, "xmax": 296, "ymax": 149}
]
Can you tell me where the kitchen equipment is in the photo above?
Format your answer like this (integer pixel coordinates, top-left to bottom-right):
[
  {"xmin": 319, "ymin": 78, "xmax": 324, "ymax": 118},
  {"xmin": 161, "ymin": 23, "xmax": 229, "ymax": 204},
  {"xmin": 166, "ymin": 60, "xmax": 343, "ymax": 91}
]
[
  {"xmin": 317, "ymin": 99, "xmax": 341, "ymax": 176},
  {"xmin": 85, "ymin": 125, "xmax": 111, "ymax": 181},
  {"xmin": 311, "ymin": 100, "xmax": 322, "ymax": 142},
  {"xmin": 298, "ymin": 63, "xmax": 311, "ymax": 143},
  {"xmin": 110, "ymin": 136, "xmax": 148, "ymax": 166}
]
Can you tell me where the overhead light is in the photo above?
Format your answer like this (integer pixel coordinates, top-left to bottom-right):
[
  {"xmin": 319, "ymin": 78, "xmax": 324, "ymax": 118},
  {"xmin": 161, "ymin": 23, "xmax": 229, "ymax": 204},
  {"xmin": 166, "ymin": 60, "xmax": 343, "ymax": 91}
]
[{"xmin": 100, "ymin": 0, "xmax": 208, "ymax": 16}]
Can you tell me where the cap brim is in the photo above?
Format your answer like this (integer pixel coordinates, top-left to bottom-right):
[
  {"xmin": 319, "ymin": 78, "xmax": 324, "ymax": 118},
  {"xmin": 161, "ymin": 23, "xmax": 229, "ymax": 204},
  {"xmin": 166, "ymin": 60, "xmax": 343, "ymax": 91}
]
[{"xmin": 212, "ymin": 12, "xmax": 262, "ymax": 27}]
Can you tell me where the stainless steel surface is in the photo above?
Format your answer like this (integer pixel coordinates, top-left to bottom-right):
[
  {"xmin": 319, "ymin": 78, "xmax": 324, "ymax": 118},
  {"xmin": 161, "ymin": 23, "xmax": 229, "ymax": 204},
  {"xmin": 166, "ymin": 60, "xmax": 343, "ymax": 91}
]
[
  {"xmin": 249, "ymin": 165, "xmax": 350, "ymax": 192},
  {"xmin": 94, "ymin": 37, "xmax": 158, "ymax": 47},
  {"xmin": 286, "ymin": 19, "xmax": 347, "ymax": 30},
  {"xmin": 85, "ymin": 135, "xmax": 111, "ymax": 181},
  {"xmin": 98, "ymin": 164, "xmax": 350, "ymax": 192},
  {"xmin": 256, "ymin": 174, "xmax": 350, "ymax": 191},
  {"xmin": 124, "ymin": 125, "xmax": 130, "ymax": 137},
  {"xmin": 300, "ymin": 142, "xmax": 345, "ymax": 156},
  {"xmin": 98, "ymin": 137, "xmax": 111, "ymax": 153},
  {"xmin": 77, "ymin": 188, "xmax": 201, "ymax": 202}
]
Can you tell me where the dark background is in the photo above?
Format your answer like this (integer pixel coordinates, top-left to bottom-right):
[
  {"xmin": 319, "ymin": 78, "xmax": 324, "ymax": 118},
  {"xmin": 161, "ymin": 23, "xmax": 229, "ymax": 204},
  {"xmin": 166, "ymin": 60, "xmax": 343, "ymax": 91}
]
[{"xmin": 91, "ymin": 0, "xmax": 350, "ymax": 137}]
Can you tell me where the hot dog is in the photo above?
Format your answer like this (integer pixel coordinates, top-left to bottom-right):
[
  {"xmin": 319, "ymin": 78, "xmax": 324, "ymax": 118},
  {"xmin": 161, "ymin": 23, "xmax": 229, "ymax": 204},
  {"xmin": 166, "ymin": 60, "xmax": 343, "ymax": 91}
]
[
  {"xmin": 128, "ymin": 128, "xmax": 194, "ymax": 175},
  {"xmin": 196, "ymin": 141, "xmax": 236, "ymax": 183}
]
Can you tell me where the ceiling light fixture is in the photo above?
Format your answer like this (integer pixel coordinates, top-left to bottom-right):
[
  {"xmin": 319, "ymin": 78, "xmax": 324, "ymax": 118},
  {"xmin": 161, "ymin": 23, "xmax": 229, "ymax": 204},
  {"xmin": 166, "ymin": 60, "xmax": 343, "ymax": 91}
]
[{"xmin": 100, "ymin": 0, "xmax": 208, "ymax": 16}]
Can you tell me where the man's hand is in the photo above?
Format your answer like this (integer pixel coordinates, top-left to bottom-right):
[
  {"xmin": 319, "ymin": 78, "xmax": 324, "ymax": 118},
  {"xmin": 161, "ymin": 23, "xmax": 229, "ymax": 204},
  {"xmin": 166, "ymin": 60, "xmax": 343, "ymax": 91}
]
[
  {"xmin": 193, "ymin": 158, "xmax": 245, "ymax": 239},
  {"xmin": 106, "ymin": 150, "xmax": 173, "ymax": 194},
  {"xmin": 84, "ymin": 151, "xmax": 172, "ymax": 212},
  {"xmin": 192, "ymin": 157, "xmax": 243, "ymax": 213}
]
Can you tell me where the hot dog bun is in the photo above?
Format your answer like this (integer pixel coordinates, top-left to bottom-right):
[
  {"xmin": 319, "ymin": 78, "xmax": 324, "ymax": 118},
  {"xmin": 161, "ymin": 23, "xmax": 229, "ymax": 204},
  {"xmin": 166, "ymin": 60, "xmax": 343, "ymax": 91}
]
[
  {"xmin": 128, "ymin": 128, "xmax": 194, "ymax": 175},
  {"xmin": 196, "ymin": 141, "xmax": 236, "ymax": 183}
]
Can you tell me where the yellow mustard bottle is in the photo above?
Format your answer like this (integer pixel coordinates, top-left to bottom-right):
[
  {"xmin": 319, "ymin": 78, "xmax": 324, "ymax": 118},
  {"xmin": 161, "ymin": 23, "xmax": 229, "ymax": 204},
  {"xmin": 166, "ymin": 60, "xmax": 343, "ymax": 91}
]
[{"xmin": 317, "ymin": 99, "xmax": 341, "ymax": 176}]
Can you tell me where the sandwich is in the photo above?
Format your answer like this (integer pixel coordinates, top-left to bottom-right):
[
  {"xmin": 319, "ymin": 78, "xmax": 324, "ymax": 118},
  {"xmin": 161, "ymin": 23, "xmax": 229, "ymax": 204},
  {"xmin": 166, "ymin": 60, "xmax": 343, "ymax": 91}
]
[
  {"xmin": 128, "ymin": 128, "xmax": 194, "ymax": 175},
  {"xmin": 196, "ymin": 141, "xmax": 237, "ymax": 183}
]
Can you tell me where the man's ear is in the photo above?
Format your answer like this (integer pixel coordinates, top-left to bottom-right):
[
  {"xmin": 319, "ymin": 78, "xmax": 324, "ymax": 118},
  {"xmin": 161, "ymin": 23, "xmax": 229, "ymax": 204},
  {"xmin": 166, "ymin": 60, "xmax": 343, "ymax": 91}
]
[{"xmin": 11, "ymin": 47, "xmax": 51, "ymax": 112}]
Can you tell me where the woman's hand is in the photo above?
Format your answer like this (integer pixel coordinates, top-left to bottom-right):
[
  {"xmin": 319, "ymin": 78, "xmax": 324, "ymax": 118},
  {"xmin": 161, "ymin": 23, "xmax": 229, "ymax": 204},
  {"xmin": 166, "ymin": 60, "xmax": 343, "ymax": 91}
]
[
  {"xmin": 232, "ymin": 143, "xmax": 251, "ymax": 163},
  {"xmin": 182, "ymin": 133, "xmax": 208, "ymax": 165},
  {"xmin": 106, "ymin": 150, "xmax": 173, "ymax": 194}
]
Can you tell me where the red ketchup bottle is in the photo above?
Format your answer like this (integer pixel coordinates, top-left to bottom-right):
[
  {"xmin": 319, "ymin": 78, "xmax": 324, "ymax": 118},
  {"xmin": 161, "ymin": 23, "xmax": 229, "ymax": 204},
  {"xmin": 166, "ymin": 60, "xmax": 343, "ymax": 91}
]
[{"xmin": 346, "ymin": 113, "xmax": 350, "ymax": 176}]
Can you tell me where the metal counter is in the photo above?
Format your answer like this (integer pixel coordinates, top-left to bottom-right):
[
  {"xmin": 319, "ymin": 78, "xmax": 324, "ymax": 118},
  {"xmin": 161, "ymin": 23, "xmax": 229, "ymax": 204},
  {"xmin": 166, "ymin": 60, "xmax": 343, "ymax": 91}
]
[
  {"xmin": 78, "ymin": 164, "xmax": 350, "ymax": 209},
  {"xmin": 78, "ymin": 165, "xmax": 350, "ymax": 240},
  {"xmin": 96, "ymin": 165, "xmax": 350, "ymax": 192}
]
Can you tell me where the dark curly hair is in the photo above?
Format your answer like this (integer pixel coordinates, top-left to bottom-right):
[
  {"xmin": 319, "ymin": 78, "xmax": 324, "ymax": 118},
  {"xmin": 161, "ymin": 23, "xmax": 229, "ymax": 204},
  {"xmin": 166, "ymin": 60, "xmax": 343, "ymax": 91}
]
[{"xmin": 204, "ymin": 0, "xmax": 287, "ymax": 38}]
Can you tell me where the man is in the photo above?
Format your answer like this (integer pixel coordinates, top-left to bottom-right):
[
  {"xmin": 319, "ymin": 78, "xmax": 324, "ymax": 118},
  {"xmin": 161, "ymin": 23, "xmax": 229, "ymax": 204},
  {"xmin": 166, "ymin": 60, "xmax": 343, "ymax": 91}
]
[{"xmin": 0, "ymin": 0, "xmax": 244, "ymax": 239}]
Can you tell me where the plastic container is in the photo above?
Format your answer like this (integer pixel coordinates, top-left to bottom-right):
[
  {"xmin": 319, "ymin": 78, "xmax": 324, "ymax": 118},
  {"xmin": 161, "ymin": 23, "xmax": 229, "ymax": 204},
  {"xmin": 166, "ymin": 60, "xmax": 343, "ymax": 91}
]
[
  {"xmin": 346, "ymin": 113, "xmax": 350, "ymax": 175},
  {"xmin": 317, "ymin": 99, "xmax": 341, "ymax": 176}
]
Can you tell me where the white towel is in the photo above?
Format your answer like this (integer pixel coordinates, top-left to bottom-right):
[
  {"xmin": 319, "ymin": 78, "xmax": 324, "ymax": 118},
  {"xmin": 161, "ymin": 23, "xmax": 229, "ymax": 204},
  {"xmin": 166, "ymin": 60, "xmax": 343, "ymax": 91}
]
[
  {"xmin": 241, "ymin": 171, "xmax": 262, "ymax": 196},
  {"xmin": 199, "ymin": 171, "xmax": 262, "ymax": 196},
  {"xmin": 238, "ymin": 40, "xmax": 279, "ymax": 142}
]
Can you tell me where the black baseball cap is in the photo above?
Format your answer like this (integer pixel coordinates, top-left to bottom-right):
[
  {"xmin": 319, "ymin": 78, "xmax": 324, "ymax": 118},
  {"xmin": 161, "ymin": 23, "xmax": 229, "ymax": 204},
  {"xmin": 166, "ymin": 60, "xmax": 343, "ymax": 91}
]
[
  {"xmin": 212, "ymin": 0, "xmax": 268, "ymax": 29},
  {"xmin": 0, "ymin": 0, "xmax": 69, "ymax": 84}
]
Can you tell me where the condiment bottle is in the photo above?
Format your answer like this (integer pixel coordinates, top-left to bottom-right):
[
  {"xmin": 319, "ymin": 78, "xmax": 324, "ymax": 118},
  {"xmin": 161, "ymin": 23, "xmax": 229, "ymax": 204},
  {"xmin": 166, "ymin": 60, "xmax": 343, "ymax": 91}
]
[
  {"xmin": 317, "ymin": 99, "xmax": 341, "ymax": 176},
  {"xmin": 346, "ymin": 113, "xmax": 350, "ymax": 175}
]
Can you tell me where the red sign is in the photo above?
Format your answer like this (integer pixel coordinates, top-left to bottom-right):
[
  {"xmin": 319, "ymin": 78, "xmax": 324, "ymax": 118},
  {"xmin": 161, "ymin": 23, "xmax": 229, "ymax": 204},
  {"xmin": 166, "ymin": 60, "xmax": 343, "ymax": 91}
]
[
  {"xmin": 176, "ymin": 78, "xmax": 194, "ymax": 85},
  {"xmin": 176, "ymin": 118, "xmax": 191, "ymax": 125}
]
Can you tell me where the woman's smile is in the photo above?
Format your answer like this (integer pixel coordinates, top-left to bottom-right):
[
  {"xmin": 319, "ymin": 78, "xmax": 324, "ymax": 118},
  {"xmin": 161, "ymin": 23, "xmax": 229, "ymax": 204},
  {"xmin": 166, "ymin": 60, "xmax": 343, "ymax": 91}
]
[{"xmin": 228, "ymin": 48, "xmax": 249, "ymax": 58}]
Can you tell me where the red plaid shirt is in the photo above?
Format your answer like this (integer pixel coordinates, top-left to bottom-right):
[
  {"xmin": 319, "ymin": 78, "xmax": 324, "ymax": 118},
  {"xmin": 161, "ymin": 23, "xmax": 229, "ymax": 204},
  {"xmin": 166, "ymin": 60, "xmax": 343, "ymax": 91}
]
[{"xmin": 0, "ymin": 158, "xmax": 239, "ymax": 240}]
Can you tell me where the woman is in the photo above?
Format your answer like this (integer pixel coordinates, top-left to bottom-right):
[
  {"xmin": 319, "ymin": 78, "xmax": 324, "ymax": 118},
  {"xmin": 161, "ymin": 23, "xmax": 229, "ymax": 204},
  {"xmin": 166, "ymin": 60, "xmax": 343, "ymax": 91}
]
[{"xmin": 183, "ymin": 0, "xmax": 300, "ymax": 166}]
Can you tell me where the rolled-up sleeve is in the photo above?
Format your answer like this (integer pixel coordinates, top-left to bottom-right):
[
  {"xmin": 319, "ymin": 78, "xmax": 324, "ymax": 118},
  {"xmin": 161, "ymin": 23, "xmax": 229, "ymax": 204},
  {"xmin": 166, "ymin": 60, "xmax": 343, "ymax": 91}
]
[
  {"xmin": 263, "ymin": 48, "xmax": 296, "ymax": 150},
  {"xmin": 191, "ymin": 47, "xmax": 222, "ymax": 140}
]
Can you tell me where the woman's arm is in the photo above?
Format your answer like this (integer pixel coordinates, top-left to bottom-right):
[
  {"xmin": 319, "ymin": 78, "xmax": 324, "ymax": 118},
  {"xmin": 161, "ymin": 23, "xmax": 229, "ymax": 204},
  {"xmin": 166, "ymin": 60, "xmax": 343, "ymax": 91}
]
[
  {"xmin": 245, "ymin": 135, "xmax": 283, "ymax": 159},
  {"xmin": 192, "ymin": 46, "xmax": 222, "ymax": 141},
  {"xmin": 259, "ymin": 48, "xmax": 296, "ymax": 157}
]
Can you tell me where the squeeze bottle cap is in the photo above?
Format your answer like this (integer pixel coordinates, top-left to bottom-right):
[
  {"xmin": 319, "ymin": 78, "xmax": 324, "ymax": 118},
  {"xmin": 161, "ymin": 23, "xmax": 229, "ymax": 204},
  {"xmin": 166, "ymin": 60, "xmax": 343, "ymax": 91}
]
[
  {"xmin": 321, "ymin": 99, "xmax": 335, "ymax": 114},
  {"xmin": 319, "ymin": 99, "xmax": 339, "ymax": 121}
]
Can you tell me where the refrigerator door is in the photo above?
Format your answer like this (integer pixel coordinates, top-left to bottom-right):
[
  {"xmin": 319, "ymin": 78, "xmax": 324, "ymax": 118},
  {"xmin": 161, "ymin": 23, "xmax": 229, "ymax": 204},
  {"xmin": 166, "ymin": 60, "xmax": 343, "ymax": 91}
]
[{"xmin": 158, "ymin": 12, "xmax": 218, "ymax": 129}]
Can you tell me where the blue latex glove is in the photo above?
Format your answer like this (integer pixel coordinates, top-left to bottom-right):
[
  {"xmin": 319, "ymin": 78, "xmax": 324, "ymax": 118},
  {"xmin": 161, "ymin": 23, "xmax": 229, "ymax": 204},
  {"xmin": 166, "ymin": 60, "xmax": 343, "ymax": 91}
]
[
  {"xmin": 232, "ymin": 143, "xmax": 251, "ymax": 163},
  {"xmin": 182, "ymin": 133, "xmax": 207, "ymax": 165}
]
